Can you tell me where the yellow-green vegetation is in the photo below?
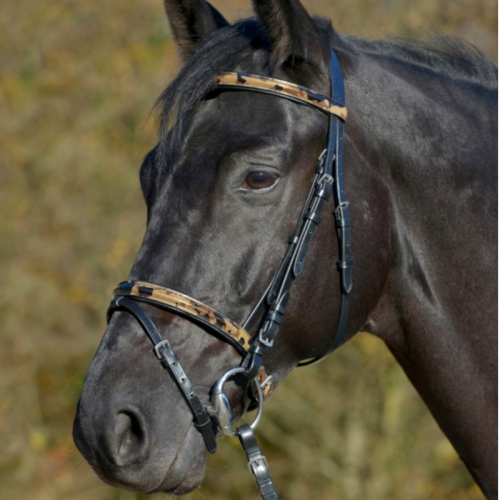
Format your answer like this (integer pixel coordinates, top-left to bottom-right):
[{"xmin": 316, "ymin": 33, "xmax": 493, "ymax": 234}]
[{"xmin": 0, "ymin": 0, "xmax": 495, "ymax": 498}]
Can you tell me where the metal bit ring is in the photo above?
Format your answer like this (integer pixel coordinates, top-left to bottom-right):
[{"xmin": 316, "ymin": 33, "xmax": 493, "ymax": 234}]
[{"xmin": 206, "ymin": 367, "xmax": 264, "ymax": 437}]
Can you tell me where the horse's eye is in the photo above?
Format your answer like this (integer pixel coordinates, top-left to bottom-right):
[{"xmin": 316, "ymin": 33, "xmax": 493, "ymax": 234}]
[{"xmin": 242, "ymin": 171, "xmax": 279, "ymax": 191}]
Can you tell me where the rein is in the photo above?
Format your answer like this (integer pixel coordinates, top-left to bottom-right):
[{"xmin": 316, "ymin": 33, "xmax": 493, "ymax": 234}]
[{"xmin": 107, "ymin": 48, "xmax": 352, "ymax": 500}]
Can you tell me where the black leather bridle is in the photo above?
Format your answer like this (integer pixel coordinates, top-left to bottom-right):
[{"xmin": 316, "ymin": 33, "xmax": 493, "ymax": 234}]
[{"xmin": 107, "ymin": 48, "xmax": 352, "ymax": 500}]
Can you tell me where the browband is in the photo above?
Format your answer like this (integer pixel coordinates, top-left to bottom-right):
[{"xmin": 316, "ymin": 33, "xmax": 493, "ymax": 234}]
[
  {"xmin": 112, "ymin": 281, "xmax": 273, "ymax": 397},
  {"xmin": 216, "ymin": 72, "xmax": 348, "ymax": 121}
]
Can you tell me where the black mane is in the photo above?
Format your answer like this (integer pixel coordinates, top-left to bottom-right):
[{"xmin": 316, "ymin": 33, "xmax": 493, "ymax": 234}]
[
  {"xmin": 155, "ymin": 20, "xmax": 268, "ymax": 168},
  {"xmin": 343, "ymin": 32, "xmax": 497, "ymax": 88}
]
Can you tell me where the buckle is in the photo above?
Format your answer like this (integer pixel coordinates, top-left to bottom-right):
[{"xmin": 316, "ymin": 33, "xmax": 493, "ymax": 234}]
[
  {"xmin": 316, "ymin": 148, "xmax": 328, "ymax": 171},
  {"xmin": 258, "ymin": 329, "xmax": 274, "ymax": 348},
  {"xmin": 318, "ymin": 173, "xmax": 334, "ymax": 186},
  {"xmin": 154, "ymin": 339, "xmax": 171, "ymax": 360},
  {"xmin": 248, "ymin": 455, "xmax": 269, "ymax": 475}
]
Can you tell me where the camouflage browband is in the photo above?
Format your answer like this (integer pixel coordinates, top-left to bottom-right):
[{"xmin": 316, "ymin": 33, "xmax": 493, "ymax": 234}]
[
  {"xmin": 114, "ymin": 281, "xmax": 273, "ymax": 397},
  {"xmin": 216, "ymin": 72, "xmax": 348, "ymax": 121}
]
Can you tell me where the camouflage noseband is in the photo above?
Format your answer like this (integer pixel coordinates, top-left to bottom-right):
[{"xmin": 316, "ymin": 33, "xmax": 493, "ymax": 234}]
[
  {"xmin": 114, "ymin": 281, "xmax": 252, "ymax": 350},
  {"xmin": 112, "ymin": 281, "xmax": 273, "ymax": 398}
]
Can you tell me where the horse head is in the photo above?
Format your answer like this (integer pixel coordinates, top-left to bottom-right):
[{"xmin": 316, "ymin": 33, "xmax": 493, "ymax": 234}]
[{"xmin": 72, "ymin": 0, "xmax": 499, "ymax": 496}]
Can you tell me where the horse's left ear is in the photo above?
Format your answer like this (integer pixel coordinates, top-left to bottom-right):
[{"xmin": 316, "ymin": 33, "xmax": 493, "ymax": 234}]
[
  {"xmin": 164, "ymin": 0, "xmax": 229, "ymax": 63},
  {"xmin": 252, "ymin": 0, "xmax": 330, "ymax": 74}
]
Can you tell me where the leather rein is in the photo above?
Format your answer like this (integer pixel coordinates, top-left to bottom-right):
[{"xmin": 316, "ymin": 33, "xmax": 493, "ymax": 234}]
[{"xmin": 107, "ymin": 48, "xmax": 352, "ymax": 500}]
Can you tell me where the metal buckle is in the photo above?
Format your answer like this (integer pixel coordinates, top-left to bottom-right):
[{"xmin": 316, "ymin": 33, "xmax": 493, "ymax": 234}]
[
  {"xmin": 248, "ymin": 455, "xmax": 269, "ymax": 475},
  {"xmin": 318, "ymin": 173, "xmax": 334, "ymax": 186},
  {"xmin": 154, "ymin": 339, "xmax": 171, "ymax": 360},
  {"xmin": 317, "ymin": 148, "xmax": 327, "ymax": 165},
  {"xmin": 258, "ymin": 328, "xmax": 274, "ymax": 348}
]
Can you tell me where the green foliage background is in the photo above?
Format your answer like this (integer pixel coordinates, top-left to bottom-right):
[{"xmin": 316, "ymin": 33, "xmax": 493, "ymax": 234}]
[{"xmin": 0, "ymin": 0, "xmax": 496, "ymax": 499}]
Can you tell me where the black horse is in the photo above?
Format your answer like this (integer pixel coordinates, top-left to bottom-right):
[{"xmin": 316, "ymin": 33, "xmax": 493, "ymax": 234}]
[{"xmin": 73, "ymin": 0, "xmax": 498, "ymax": 497}]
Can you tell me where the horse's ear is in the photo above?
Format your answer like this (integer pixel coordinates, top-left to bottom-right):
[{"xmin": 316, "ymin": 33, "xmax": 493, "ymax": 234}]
[
  {"xmin": 164, "ymin": 0, "xmax": 229, "ymax": 62},
  {"xmin": 252, "ymin": 0, "xmax": 329, "ymax": 74}
]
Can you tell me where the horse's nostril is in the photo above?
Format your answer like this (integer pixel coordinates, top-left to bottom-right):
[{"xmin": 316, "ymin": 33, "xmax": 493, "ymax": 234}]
[{"xmin": 112, "ymin": 409, "xmax": 150, "ymax": 466}]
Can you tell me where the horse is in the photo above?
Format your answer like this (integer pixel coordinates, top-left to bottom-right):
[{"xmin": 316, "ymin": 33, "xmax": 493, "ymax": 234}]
[{"xmin": 73, "ymin": 0, "xmax": 498, "ymax": 497}]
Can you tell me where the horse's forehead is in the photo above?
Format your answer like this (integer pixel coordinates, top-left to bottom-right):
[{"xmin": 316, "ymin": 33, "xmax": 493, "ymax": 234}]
[
  {"xmin": 161, "ymin": 97, "xmax": 288, "ymax": 184},
  {"xmin": 233, "ymin": 46, "xmax": 272, "ymax": 73}
]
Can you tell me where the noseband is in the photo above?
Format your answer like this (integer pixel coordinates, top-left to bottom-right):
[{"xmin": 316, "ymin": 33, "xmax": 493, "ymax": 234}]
[{"xmin": 107, "ymin": 48, "xmax": 352, "ymax": 499}]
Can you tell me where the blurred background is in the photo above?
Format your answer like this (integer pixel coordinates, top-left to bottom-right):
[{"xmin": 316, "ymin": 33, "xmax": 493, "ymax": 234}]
[{"xmin": 0, "ymin": 0, "xmax": 496, "ymax": 499}]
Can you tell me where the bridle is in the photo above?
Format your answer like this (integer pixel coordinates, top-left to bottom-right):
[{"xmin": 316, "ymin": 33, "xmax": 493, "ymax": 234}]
[
  {"xmin": 107, "ymin": 48, "xmax": 352, "ymax": 500},
  {"xmin": 108, "ymin": 48, "xmax": 351, "ymax": 499}
]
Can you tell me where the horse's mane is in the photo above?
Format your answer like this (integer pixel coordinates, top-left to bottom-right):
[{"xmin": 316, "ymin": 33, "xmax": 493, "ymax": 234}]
[
  {"xmin": 342, "ymin": 32, "xmax": 497, "ymax": 88},
  {"xmin": 155, "ymin": 17, "xmax": 497, "ymax": 170},
  {"xmin": 155, "ymin": 20, "xmax": 265, "ymax": 169}
]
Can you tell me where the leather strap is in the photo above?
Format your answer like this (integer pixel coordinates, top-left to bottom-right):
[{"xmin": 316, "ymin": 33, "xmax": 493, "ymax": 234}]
[
  {"xmin": 298, "ymin": 50, "xmax": 352, "ymax": 364},
  {"xmin": 113, "ymin": 281, "xmax": 274, "ymax": 396},
  {"xmin": 239, "ymin": 48, "xmax": 352, "ymax": 374},
  {"xmin": 114, "ymin": 281, "xmax": 252, "ymax": 355},
  {"xmin": 237, "ymin": 424, "xmax": 279, "ymax": 500},
  {"xmin": 107, "ymin": 296, "xmax": 218, "ymax": 454},
  {"xmin": 216, "ymin": 72, "xmax": 347, "ymax": 120}
]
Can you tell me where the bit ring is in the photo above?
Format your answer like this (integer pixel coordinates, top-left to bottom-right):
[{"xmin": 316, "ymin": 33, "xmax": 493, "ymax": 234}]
[{"xmin": 206, "ymin": 367, "xmax": 264, "ymax": 437}]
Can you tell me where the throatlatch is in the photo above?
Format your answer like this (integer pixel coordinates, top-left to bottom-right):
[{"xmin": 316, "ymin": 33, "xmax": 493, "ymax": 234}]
[{"xmin": 107, "ymin": 47, "xmax": 350, "ymax": 500}]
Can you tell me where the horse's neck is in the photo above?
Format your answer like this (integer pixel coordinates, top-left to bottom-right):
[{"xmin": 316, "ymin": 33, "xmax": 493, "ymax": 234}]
[
  {"xmin": 344, "ymin": 51, "xmax": 497, "ymax": 497},
  {"xmin": 345, "ymin": 51, "xmax": 496, "ymax": 320}
]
